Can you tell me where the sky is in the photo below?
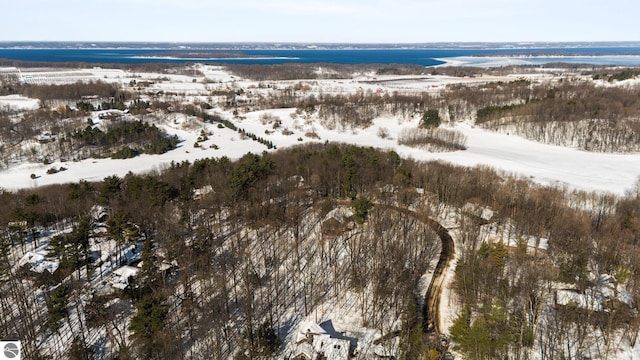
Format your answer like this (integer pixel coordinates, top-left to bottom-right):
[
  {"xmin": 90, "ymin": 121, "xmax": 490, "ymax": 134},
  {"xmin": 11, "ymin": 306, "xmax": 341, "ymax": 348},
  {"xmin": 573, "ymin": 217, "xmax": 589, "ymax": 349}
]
[{"xmin": 1, "ymin": 0, "xmax": 638, "ymax": 43}]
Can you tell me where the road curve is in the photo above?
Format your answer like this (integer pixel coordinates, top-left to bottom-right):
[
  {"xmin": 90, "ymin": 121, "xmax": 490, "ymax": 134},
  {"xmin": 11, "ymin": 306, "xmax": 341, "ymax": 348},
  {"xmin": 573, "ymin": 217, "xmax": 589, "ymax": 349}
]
[{"xmin": 377, "ymin": 204, "xmax": 455, "ymax": 335}]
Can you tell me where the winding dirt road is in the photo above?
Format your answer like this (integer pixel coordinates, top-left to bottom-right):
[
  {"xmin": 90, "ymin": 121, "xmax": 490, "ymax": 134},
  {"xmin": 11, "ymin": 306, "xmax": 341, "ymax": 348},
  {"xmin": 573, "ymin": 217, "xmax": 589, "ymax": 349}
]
[{"xmin": 377, "ymin": 205, "xmax": 455, "ymax": 335}]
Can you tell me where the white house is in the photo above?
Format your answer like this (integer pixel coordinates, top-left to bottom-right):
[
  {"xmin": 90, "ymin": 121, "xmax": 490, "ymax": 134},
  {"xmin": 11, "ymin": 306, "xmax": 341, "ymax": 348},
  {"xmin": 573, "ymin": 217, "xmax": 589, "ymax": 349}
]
[{"xmin": 292, "ymin": 321, "xmax": 351, "ymax": 360}]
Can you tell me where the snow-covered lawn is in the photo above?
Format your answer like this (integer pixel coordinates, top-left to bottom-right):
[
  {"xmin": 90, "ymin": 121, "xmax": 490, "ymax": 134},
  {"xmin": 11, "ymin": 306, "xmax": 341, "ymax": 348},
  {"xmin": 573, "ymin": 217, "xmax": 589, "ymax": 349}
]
[{"xmin": 0, "ymin": 94, "xmax": 40, "ymax": 111}]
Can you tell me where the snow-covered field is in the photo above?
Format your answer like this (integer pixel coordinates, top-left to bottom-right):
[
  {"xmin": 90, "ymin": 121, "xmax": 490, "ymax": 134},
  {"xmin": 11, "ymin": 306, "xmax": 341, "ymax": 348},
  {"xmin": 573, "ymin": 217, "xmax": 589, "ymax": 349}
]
[
  {"xmin": 417, "ymin": 123, "xmax": 640, "ymax": 195},
  {"xmin": 0, "ymin": 94, "xmax": 40, "ymax": 111}
]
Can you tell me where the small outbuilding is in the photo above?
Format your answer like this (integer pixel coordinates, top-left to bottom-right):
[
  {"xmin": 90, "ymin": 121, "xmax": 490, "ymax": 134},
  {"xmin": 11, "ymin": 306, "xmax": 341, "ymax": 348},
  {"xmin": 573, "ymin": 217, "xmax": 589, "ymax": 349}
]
[{"xmin": 109, "ymin": 265, "xmax": 139, "ymax": 290}]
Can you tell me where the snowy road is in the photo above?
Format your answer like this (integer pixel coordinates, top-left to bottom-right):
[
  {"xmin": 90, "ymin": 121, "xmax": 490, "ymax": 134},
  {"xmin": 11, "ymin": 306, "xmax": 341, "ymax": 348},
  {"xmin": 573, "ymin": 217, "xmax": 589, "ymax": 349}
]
[{"xmin": 377, "ymin": 204, "xmax": 455, "ymax": 335}]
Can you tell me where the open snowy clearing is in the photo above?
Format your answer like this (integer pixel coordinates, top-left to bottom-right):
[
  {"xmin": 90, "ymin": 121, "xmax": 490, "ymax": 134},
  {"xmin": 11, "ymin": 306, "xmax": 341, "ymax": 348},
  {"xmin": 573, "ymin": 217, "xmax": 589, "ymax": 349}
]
[
  {"xmin": 0, "ymin": 94, "xmax": 40, "ymax": 111},
  {"xmin": 412, "ymin": 123, "xmax": 640, "ymax": 195}
]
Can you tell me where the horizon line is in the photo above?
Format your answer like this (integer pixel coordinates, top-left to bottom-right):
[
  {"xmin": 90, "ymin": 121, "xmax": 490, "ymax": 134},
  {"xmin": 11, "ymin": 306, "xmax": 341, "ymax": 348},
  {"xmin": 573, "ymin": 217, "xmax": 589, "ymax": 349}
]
[{"xmin": 2, "ymin": 40, "xmax": 640, "ymax": 44}]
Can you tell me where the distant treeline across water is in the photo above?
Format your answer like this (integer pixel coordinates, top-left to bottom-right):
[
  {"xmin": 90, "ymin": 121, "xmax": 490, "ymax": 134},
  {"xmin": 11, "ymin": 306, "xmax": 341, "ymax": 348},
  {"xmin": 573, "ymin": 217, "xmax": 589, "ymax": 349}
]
[{"xmin": 1, "ymin": 44, "xmax": 640, "ymax": 66}]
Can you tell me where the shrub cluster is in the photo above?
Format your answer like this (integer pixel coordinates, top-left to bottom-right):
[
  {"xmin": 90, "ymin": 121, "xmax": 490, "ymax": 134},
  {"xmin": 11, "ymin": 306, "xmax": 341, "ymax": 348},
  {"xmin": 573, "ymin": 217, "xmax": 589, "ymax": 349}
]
[{"xmin": 398, "ymin": 127, "xmax": 467, "ymax": 151}]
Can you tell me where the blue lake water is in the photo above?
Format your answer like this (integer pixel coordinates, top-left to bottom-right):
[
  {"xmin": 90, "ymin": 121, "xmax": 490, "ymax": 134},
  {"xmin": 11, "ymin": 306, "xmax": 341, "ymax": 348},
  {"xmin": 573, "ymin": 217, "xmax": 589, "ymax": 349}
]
[{"xmin": 1, "ymin": 46, "xmax": 640, "ymax": 66}]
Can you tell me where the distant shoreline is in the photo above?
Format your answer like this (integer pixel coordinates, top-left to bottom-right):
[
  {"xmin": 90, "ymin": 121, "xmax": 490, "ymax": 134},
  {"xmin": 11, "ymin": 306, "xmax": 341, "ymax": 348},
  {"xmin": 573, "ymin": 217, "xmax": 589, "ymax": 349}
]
[{"xmin": 2, "ymin": 41, "xmax": 640, "ymax": 51}]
